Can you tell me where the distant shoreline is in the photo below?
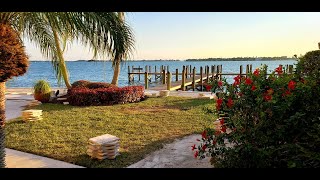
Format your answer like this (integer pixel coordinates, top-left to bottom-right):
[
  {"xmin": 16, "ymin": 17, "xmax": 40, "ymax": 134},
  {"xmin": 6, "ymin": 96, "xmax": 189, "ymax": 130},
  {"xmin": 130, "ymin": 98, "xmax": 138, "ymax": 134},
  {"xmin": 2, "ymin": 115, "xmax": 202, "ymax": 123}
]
[{"xmin": 29, "ymin": 59, "xmax": 296, "ymax": 62}]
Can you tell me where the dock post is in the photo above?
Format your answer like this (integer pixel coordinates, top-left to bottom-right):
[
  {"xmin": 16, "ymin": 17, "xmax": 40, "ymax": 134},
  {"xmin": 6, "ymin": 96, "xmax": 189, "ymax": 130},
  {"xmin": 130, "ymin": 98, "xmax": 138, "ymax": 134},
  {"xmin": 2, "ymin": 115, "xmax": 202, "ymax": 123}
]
[
  {"xmin": 206, "ymin": 66, "xmax": 209, "ymax": 83},
  {"xmin": 160, "ymin": 65, "xmax": 163, "ymax": 73},
  {"xmin": 176, "ymin": 69, "xmax": 179, "ymax": 81},
  {"xmin": 128, "ymin": 66, "xmax": 131, "ymax": 83},
  {"xmin": 155, "ymin": 66, "xmax": 157, "ymax": 81},
  {"xmin": 144, "ymin": 72, "xmax": 148, "ymax": 89},
  {"xmin": 145, "ymin": 65, "xmax": 148, "ymax": 73},
  {"xmin": 192, "ymin": 67, "xmax": 196, "ymax": 91},
  {"xmin": 167, "ymin": 72, "xmax": 172, "ymax": 90},
  {"xmin": 138, "ymin": 66, "xmax": 141, "ymax": 81},
  {"xmin": 246, "ymin": 64, "xmax": 249, "ymax": 77},
  {"xmin": 219, "ymin": 65, "xmax": 222, "ymax": 80},
  {"xmin": 162, "ymin": 69, "xmax": 166, "ymax": 84},
  {"xmin": 250, "ymin": 64, "xmax": 252, "ymax": 73},
  {"xmin": 216, "ymin": 65, "xmax": 220, "ymax": 80},
  {"xmin": 185, "ymin": 65, "xmax": 188, "ymax": 79},
  {"xmin": 289, "ymin": 65, "xmax": 293, "ymax": 74},
  {"xmin": 181, "ymin": 66, "xmax": 186, "ymax": 91},
  {"xmin": 200, "ymin": 66, "xmax": 203, "ymax": 91},
  {"xmin": 189, "ymin": 65, "xmax": 192, "ymax": 77},
  {"xmin": 240, "ymin": 65, "xmax": 243, "ymax": 77},
  {"xmin": 213, "ymin": 65, "xmax": 216, "ymax": 80},
  {"xmin": 167, "ymin": 65, "xmax": 169, "ymax": 72}
]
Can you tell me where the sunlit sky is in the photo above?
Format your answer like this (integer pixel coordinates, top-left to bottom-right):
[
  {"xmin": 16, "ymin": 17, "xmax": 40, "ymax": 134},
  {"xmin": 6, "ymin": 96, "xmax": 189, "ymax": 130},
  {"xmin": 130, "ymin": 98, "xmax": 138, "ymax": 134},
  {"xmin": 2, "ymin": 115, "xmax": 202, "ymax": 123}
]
[{"xmin": 24, "ymin": 12, "xmax": 320, "ymax": 61}]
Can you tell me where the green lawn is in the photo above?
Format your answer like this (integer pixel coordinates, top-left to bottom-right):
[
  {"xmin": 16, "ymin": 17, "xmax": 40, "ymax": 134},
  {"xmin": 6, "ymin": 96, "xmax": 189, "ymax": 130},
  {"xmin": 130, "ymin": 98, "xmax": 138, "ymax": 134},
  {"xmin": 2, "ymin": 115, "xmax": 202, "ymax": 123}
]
[{"xmin": 5, "ymin": 96, "xmax": 216, "ymax": 168}]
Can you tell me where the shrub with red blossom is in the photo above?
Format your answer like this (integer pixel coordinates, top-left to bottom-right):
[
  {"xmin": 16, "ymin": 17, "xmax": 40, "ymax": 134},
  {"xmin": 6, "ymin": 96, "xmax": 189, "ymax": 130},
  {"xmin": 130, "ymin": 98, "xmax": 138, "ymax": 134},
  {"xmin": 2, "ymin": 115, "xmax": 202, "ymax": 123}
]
[{"xmin": 193, "ymin": 62, "xmax": 320, "ymax": 168}]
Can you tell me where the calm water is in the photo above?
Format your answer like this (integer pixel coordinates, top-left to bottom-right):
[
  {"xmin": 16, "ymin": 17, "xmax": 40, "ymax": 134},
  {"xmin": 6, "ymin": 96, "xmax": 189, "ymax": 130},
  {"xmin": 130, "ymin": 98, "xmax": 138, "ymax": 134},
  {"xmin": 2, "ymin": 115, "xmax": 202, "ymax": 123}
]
[{"xmin": 6, "ymin": 60, "xmax": 297, "ymax": 88}]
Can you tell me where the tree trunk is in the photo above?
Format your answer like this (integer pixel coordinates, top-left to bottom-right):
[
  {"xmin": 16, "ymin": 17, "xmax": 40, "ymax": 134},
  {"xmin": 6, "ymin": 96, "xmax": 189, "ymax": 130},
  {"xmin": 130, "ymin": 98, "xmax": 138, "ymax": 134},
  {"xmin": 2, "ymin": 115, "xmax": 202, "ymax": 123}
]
[
  {"xmin": 111, "ymin": 12, "xmax": 125, "ymax": 86},
  {"xmin": 52, "ymin": 29, "xmax": 72, "ymax": 89},
  {"xmin": 111, "ymin": 60, "xmax": 121, "ymax": 86},
  {"xmin": 0, "ymin": 82, "xmax": 6, "ymax": 168}
]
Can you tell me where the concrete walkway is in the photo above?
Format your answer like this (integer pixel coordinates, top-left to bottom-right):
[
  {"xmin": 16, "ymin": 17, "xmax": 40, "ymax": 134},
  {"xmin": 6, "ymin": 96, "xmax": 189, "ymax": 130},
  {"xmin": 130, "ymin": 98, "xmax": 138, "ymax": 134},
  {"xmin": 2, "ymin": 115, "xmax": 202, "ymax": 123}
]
[
  {"xmin": 127, "ymin": 134, "xmax": 212, "ymax": 168},
  {"xmin": 4, "ymin": 94, "xmax": 84, "ymax": 168}
]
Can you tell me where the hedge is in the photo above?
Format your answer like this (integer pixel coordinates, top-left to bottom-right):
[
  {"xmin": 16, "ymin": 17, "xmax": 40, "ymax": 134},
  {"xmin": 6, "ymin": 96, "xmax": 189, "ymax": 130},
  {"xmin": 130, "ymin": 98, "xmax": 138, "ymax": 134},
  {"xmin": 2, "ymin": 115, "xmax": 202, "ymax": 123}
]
[
  {"xmin": 71, "ymin": 80, "xmax": 116, "ymax": 89},
  {"xmin": 68, "ymin": 86, "xmax": 145, "ymax": 106}
]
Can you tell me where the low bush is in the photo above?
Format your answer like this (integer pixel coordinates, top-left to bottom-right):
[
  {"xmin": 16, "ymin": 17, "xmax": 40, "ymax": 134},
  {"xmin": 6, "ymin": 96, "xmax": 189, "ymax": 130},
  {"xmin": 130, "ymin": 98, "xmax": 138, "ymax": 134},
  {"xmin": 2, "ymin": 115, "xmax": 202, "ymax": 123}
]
[
  {"xmin": 194, "ymin": 63, "xmax": 320, "ymax": 168},
  {"xmin": 68, "ymin": 86, "xmax": 145, "ymax": 106},
  {"xmin": 71, "ymin": 80, "xmax": 91, "ymax": 88}
]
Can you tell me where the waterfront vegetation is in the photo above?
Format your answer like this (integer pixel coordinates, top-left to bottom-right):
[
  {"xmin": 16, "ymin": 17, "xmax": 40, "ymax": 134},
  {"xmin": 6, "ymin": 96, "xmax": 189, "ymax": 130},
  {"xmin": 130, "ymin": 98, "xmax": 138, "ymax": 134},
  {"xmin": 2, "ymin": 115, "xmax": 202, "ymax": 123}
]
[
  {"xmin": 5, "ymin": 96, "xmax": 215, "ymax": 168},
  {"xmin": 195, "ymin": 50, "xmax": 320, "ymax": 168}
]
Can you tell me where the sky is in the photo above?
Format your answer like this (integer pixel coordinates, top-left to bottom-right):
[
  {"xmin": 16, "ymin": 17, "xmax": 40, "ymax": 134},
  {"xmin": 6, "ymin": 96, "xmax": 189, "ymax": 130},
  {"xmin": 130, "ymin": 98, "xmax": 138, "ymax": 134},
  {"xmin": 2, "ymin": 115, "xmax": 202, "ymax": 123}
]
[{"xmin": 24, "ymin": 12, "xmax": 320, "ymax": 61}]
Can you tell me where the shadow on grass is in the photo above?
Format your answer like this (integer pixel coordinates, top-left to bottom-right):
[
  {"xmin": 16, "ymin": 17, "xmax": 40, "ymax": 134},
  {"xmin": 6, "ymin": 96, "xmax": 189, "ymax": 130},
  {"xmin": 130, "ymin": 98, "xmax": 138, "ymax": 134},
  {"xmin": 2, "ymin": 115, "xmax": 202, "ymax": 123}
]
[{"xmin": 72, "ymin": 134, "xmax": 194, "ymax": 168}]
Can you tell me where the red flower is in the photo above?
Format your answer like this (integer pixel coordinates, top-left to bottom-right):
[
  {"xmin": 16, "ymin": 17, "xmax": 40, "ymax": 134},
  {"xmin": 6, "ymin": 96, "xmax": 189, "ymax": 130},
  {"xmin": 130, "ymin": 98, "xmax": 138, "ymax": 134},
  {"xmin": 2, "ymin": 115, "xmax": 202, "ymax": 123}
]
[
  {"xmin": 201, "ymin": 130, "xmax": 207, "ymax": 139},
  {"xmin": 212, "ymin": 140, "xmax": 217, "ymax": 145},
  {"xmin": 233, "ymin": 75, "xmax": 241, "ymax": 86},
  {"xmin": 237, "ymin": 92, "xmax": 243, "ymax": 97},
  {"xmin": 253, "ymin": 69, "xmax": 260, "ymax": 76},
  {"xmin": 205, "ymin": 85, "xmax": 212, "ymax": 91},
  {"xmin": 275, "ymin": 66, "xmax": 283, "ymax": 74},
  {"xmin": 221, "ymin": 125, "xmax": 227, "ymax": 133},
  {"xmin": 219, "ymin": 118, "xmax": 225, "ymax": 125},
  {"xmin": 282, "ymin": 90, "xmax": 291, "ymax": 97},
  {"xmin": 227, "ymin": 98, "xmax": 234, "ymax": 108},
  {"xmin": 191, "ymin": 144, "xmax": 196, "ymax": 151},
  {"xmin": 251, "ymin": 85, "xmax": 256, "ymax": 91},
  {"xmin": 216, "ymin": 98, "xmax": 223, "ymax": 110},
  {"xmin": 214, "ymin": 131, "xmax": 221, "ymax": 136},
  {"xmin": 264, "ymin": 94, "xmax": 272, "ymax": 101},
  {"xmin": 202, "ymin": 144, "xmax": 207, "ymax": 151},
  {"xmin": 194, "ymin": 151, "xmax": 199, "ymax": 158},
  {"xmin": 245, "ymin": 78, "xmax": 253, "ymax": 85},
  {"xmin": 218, "ymin": 81, "xmax": 223, "ymax": 87},
  {"xmin": 288, "ymin": 80, "xmax": 296, "ymax": 90}
]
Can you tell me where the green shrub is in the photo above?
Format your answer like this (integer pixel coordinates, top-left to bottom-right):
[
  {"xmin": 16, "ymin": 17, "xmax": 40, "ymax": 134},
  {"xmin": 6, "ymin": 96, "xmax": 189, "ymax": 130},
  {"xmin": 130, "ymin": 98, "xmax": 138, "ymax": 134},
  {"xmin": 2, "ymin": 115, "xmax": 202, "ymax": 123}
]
[
  {"xmin": 296, "ymin": 50, "xmax": 320, "ymax": 80},
  {"xmin": 194, "ymin": 65, "xmax": 320, "ymax": 168},
  {"xmin": 33, "ymin": 80, "xmax": 51, "ymax": 103}
]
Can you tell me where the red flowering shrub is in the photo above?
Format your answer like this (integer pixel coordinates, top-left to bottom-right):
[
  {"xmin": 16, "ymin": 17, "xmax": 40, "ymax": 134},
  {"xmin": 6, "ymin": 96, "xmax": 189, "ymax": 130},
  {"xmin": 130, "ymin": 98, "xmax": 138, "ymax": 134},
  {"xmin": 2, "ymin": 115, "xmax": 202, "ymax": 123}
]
[
  {"xmin": 71, "ymin": 80, "xmax": 116, "ymax": 89},
  {"xmin": 194, "ymin": 63, "xmax": 320, "ymax": 168},
  {"xmin": 68, "ymin": 86, "xmax": 145, "ymax": 106}
]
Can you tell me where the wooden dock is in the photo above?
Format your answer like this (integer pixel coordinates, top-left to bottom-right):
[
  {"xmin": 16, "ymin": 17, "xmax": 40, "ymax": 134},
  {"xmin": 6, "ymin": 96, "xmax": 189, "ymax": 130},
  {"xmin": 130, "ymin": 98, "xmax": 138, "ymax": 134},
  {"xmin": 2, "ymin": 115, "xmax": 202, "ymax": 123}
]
[{"xmin": 127, "ymin": 64, "xmax": 294, "ymax": 91}]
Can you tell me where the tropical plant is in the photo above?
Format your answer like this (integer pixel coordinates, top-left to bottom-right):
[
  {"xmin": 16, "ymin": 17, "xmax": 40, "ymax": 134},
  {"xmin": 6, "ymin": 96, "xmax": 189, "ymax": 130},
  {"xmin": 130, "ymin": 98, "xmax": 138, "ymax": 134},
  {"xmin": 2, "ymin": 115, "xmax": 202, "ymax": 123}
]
[
  {"xmin": 111, "ymin": 12, "xmax": 134, "ymax": 86},
  {"xmin": 0, "ymin": 15, "xmax": 29, "ymax": 167},
  {"xmin": 33, "ymin": 80, "xmax": 51, "ymax": 103},
  {"xmin": 194, "ymin": 64, "xmax": 320, "ymax": 167},
  {"xmin": 0, "ymin": 12, "xmax": 134, "ymax": 168},
  {"xmin": 295, "ymin": 50, "xmax": 320, "ymax": 80}
]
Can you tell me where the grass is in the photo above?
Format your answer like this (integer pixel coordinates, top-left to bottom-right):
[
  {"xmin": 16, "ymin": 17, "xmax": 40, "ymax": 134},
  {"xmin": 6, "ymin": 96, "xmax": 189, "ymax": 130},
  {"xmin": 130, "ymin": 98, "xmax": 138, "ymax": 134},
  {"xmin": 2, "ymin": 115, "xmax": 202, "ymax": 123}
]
[{"xmin": 5, "ymin": 96, "xmax": 216, "ymax": 168}]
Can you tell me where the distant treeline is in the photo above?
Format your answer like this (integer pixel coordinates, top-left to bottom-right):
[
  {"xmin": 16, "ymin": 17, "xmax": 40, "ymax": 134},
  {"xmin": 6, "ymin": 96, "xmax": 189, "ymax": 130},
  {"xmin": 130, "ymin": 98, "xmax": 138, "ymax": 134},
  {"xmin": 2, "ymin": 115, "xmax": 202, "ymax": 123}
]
[{"xmin": 186, "ymin": 57, "xmax": 295, "ymax": 61}]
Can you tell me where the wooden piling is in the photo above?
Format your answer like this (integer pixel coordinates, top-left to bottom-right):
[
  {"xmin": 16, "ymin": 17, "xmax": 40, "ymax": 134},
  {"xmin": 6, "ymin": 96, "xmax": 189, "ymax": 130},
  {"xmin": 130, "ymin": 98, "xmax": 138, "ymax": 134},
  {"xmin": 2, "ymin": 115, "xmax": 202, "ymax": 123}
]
[
  {"xmin": 206, "ymin": 66, "xmax": 209, "ymax": 83},
  {"xmin": 144, "ymin": 72, "xmax": 148, "ymax": 89},
  {"xmin": 192, "ymin": 67, "xmax": 196, "ymax": 91},
  {"xmin": 167, "ymin": 72, "xmax": 171, "ymax": 90},
  {"xmin": 185, "ymin": 65, "xmax": 188, "ymax": 79},
  {"xmin": 250, "ymin": 64, "xmax": 252, "ymax": 73},
  {"xmin": 289, "ymin": 65, "xmax": 293, "ymax": 74},
  {"xmin": 167, "ymin": 65, "xmax": 169, "ymax": 72},
  {"xmin": 138, "ymin": 66, "xmax": 141, "ymax": 81},
  {"xmin": 246, "ymin": 64, "xmax": 249, "ymax": 76},
  {"xmin": 181, "ymin": 66, "xmax": 186, "ymax": 91},
  {"xmin": 162, "ymin": 69, "xmax": 166, "ymax": 84},
  {"xmin": 128, "ymin": 66, "xmax": 131, "ymax": 83},
  {"xmin": 240, "ymin": 65, "xmax": 243, "ymax": 77},
  {"xmin": 219, "ymin": 65, "xmax": 222, "ymax": 80},
  {"xmin": 189, "ymin": 65, "xmax": 192, "ymax": 78},
  {"xmin": 176, "ymin": 69, "xmax": 179, "ymax": 81},
  {"xmin": 154, "ymin": 66, "xmax": 157, "ymax": 81},
  {"xmin": 200, "ymin": 66, "xmax": 203, "ymax": 91}
]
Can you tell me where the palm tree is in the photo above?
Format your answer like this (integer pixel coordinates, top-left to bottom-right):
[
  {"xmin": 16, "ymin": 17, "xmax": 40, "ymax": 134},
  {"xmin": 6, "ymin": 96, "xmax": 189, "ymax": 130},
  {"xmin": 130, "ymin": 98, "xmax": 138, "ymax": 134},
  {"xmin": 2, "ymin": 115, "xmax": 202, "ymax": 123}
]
[
  {"xmin": 111, "ymin": 12, "xmax": 129, "ymax": 86},
  {"xmin": 0, "ymin": 12, "xmax": 134, "ymax": 168}
]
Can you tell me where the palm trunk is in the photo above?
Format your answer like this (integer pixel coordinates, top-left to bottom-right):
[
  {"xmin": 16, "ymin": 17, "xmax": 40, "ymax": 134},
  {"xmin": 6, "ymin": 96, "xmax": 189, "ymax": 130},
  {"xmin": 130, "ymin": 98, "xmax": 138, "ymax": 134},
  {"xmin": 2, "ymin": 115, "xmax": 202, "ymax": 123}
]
[
  {"xmin": 0, "ymin": 82, "xmax": 6, "ymax": 167},
  {"xmin": 111, "ymin": 60, "xmax": 121, "ymax": 86},
  {"xmin": 52, "ymin": 29, "xmax": 72, "ymax": 89},
  {"xmin": 111, "ymin": 12, "xmax": 125, "ymax": 86}
]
